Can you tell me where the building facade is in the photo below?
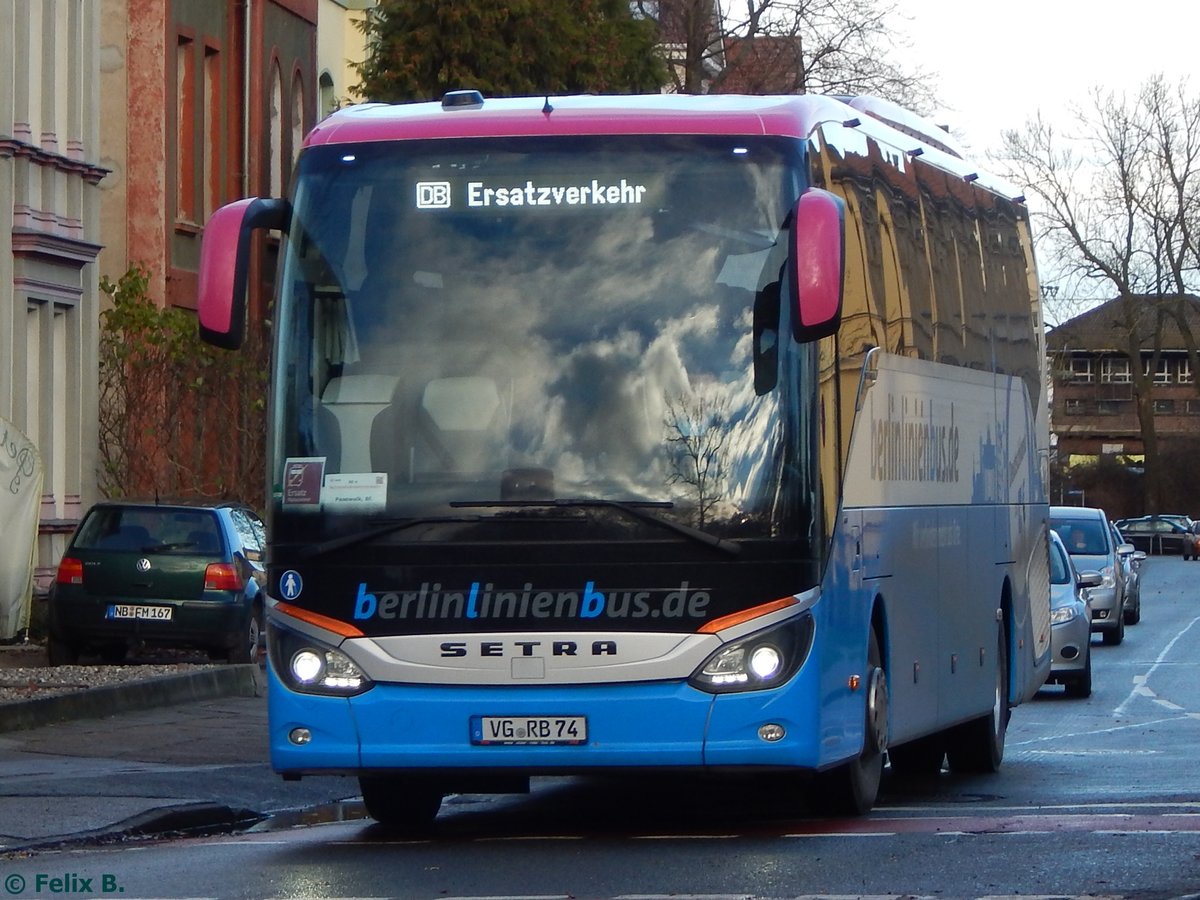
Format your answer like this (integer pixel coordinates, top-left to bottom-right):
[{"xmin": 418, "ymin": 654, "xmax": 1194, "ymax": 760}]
[
  {"xmin": 1047, "ymin": 294, "xmax": 1200, "ymax": 515},
  {"xmin": 99, "ymin": 0, "xmax": 319, "ymax": 318},
  {"xmin": 317, "ymin": 0, "xmax": 373, "ymax": 118},
  {"xmin": 1048, "ymin": 296, "xmax": 1200, "ymax": 465},
  {"xmin": 1, "ymin": 1, "xmax": 107, "ymax": 606},
  {"xmin": 3, "ymin": 0, "xmax": 372, "ymax": 615}
]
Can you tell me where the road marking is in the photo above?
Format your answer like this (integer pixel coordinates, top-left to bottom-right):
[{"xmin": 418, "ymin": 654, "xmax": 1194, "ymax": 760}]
[
  {"xmin": 783, "ymin": 832, "xmax": 897, "ymax": 838},
  {"xmin": 631, "ymin": 834, "xmax": 739, "ymax": 840},
  {"xmin": 1010, "ymin": 713, "xmax": 1189, "ymax": 747},
  {"xmin": 1114, "ymin": 613, "xmax": 1200, "ymax": 717}
]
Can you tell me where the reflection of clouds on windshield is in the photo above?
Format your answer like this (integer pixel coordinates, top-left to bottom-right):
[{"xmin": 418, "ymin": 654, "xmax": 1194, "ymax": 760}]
[{"xmin": 340, "ymin": 177, "xmax": 787, "ymax": 518}]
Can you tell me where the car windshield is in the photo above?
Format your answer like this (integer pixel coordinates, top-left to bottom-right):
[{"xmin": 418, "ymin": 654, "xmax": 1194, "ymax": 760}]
[
  {"xmin": 74, "ymin": 508, "xmax": 222, "ymax": 554},
  {"xmin": 1049, "ymin": 539, "xmax": 1071, "ymax": 585},
  {"xmin": 1052, "ymin": 520, "xmax": 1107, "ymax": 555}
]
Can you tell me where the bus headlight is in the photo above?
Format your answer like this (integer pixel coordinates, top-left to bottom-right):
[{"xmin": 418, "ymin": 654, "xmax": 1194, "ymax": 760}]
[
  {"xmin": 689, "ymin": 612, "xmax": 814, "ymax": 693},
  {"xmin": 269, "ymin": 623, "xmax": 373, "ymax": 696},
  {"xmin": 290, "ymin": 649, "xmax": 325, "ymax": 684}
]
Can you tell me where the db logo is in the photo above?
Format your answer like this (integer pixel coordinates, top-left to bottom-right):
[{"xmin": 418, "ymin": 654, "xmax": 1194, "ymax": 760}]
[{"xmin": 416, "ymin": 182, "xmax": 452, "ymax": 209}]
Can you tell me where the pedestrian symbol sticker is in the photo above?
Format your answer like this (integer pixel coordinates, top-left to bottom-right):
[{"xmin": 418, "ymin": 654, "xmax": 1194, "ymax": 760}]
[{"xmin": 280, "ymin": 570, "xmax": 303, "ymax": 601}]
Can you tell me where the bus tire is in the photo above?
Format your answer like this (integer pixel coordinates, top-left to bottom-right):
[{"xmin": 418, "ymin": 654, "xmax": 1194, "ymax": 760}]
[
  {"xmin": 359, "ymin": 776, "xmax": 443, "ymax": 831},
  {"xmin": 945, "ymin": 619, "xmax": 1009, "ymax": 774},
  {"xmin": 810, "ymin": 629, "xmax": 887, "ymax": 815}
]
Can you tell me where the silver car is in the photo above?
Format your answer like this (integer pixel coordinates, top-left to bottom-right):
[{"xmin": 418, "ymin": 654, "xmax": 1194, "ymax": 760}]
[
  {"xmin": 1046, "ymin": 530, "xmax": 1099, "ymax": 698},
  {"xmin": 1050, "ymin": 506, "xmax": 1132, "ymax": 646},
  {"xmin": 1111, "ymin": 524, "xmax": 1144, "ymax": 625}
]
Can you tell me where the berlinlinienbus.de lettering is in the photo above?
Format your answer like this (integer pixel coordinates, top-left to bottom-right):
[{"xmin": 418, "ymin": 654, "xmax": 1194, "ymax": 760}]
[
  {"xmin": 870, "ymin": 395, "xmax": 960, "ymax": 483},
  {"xmin": 353, "ymin": 580, "xmax": 711, "ymax": 621}
]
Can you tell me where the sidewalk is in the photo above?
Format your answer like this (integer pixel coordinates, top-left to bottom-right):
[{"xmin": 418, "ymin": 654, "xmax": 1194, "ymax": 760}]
[{"xmin": 0, "ymin": 646, "xmax": 362, "ymax": 851}]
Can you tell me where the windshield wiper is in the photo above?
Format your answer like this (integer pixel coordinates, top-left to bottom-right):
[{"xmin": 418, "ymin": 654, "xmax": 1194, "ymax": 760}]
[
  {"xmin": 290, "ymin": 515, "xmax": 484, "ymax": 558},
  {"xmin": 449, "ymin": 498, "xmax": 741, "ymax": 557}
]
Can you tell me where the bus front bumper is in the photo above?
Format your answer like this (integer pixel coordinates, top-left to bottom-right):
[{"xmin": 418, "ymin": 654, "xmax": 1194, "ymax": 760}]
[{"xmin": 267, "ymin": 665, "xmax": 826, "ymax": 776}]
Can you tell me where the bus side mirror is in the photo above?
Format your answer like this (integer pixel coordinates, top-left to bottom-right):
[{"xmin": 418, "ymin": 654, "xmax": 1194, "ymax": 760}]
[
  {"xmin": 198, "ymin": 197, "xmax": 290, "ymax": 349},
  {"xmin": 789, "ymin": 188, "xmax": 845, "ymax": 343}
]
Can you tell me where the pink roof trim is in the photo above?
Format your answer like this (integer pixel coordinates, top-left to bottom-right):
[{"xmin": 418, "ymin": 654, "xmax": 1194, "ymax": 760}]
[{"xmin": 305, "ymin": 94, "xmax": 851, "ymax": 147}]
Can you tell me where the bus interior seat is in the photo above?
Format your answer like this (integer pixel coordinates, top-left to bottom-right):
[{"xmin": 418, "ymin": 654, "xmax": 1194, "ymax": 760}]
[
  {"xmin": 319, "ymin": 374, "xmax": 402, "ymax": 473},
  {"xmin": 417, "ymin": 376, "xmax": 504, "ymax": 473}
]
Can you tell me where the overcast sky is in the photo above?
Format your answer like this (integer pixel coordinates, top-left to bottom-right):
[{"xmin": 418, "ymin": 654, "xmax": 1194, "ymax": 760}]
[
  {"xmin": 894, "ymin": 0, "xmax": 1200, "ymax": 157},
  {"xmin": 889, "ymin": 1, "xmax": 1200, "ymax": 303}
]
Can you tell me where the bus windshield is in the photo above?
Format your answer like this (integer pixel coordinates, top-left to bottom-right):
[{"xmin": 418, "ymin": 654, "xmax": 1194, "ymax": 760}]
[{"xmin": 271, "ymin": 135, "xmax": 816, "ymax": 544}]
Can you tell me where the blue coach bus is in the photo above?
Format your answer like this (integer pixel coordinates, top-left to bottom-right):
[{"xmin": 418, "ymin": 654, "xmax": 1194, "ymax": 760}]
[{"xmin": 197, "ymin": 91, "xmax": 1051, "ymax": 826}]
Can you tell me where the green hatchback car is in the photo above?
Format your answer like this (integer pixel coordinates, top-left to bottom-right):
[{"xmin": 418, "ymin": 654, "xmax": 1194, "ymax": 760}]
[{"xmin": 47, "ymin": 500, "xmax": 266, "ymax": 665}]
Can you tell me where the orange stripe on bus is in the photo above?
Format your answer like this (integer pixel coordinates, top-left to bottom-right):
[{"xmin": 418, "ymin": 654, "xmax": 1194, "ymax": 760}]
[
  {"xmin": 697, "ymin": 596, "xmax": 799, "ymax": 634},
  {"xmin": 274, "ymin": 601, "xmax": 364, "ymax": 638}
]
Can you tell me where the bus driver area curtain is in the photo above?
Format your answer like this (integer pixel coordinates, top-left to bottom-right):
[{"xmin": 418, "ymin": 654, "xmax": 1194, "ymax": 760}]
[{"xmin": 0, "ymin": 417, "xmax": 42, "ymax": 641}]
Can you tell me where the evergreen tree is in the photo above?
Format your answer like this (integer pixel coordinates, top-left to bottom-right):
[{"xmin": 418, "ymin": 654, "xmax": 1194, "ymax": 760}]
[{"xmin": 354, "ymin": 0, "xmax": 666, "ymax": 102}]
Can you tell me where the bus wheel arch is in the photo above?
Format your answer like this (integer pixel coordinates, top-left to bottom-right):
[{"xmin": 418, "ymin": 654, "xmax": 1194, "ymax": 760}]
[
  {"xmin": 809, "ymin": 604, "xmax": 888, "ymax": 815},
  {"xmin": 944, "ymin": 586, "xmax": 1012, "ymax": 774},
  {"xmin": 865, "ymin": 602, "xmax": 890, "ymax": 756}
]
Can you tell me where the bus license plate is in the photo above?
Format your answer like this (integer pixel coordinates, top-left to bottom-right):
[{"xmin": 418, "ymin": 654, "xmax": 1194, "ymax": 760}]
[
  {"xmin": 471, "ymin": 715, "xmax": 586, "ymax": 745},
  {"xmin": 106, "ymin": 604, "xmax": 173, "ymax": 621}
]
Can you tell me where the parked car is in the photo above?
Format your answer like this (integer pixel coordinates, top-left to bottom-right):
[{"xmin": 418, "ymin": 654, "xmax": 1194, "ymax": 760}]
[
  {"xmin": 1049, "ymin": 506, "xmax": 1131, "ymax": 645},
  {"xmin": 1111, "ymin": 524, "xmax": 1145, "ymax": 625},
  {"xmin": 47, "ymin": 500, "xmax": 267, "ymax": 666},
  {"xmin": 1113, "ymin": 515, "xmax": 1200, "ymax": 558},
  {"xmin": 1046, "ymin": 530, "xmax": 1100, "ymax": 698}
]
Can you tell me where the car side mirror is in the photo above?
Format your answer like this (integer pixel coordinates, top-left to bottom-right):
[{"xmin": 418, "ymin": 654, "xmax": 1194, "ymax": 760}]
[{"xmin": 1077, "ymin": 571, "xmax": 1104, "ymax": 589}]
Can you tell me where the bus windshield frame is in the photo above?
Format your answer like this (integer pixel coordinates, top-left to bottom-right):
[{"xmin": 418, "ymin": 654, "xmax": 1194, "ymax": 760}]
[{"xmin": 269, "ymin": 134, "xmax": 821, "ymax": 554}]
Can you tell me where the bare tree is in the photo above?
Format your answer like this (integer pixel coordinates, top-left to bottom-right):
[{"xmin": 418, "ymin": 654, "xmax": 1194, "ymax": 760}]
[
  {"xmin": 663, "ymin": 390, "xmax": 731, "ymax": 527},
  {"xmin": 634, "ymin": 0, "xmax": 935, "ymax": 111},
  {"xmin": 996, "ymin": 76, "xmax": 1200, "ymax": 511}
]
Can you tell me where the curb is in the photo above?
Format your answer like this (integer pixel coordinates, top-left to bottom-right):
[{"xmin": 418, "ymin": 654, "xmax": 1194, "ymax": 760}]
[{"xmin": 0, "ymin": 664, "xmax": 264, "ymax": 734}]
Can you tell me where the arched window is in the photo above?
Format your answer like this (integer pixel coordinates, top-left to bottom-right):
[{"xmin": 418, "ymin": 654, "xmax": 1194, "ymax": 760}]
[
  {"xmin": 319, "ymin": 70, "xmax": 336, "ymax": 120},
  {"xmin": 291, "ymin": 70, "xmax": 305, "ymax": 166},
  {"xmin": 269, "ymin": 61, "xmax": 283, "ymax": 199}
]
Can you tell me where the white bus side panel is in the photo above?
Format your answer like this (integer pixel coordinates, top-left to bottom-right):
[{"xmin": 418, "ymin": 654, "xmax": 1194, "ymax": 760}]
[{"xmin": 840, "ymin": 351, "xmax": 1051, "ymax": 744}]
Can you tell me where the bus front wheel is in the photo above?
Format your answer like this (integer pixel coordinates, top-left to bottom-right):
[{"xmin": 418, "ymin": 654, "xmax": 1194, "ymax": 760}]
[
  {"xmin": 359, "ymin": 776, "xmax": 444, "ymax": 831},
  {"xmin": 810, "ymin": 629, "xmax": 887, "ymax": 815}
]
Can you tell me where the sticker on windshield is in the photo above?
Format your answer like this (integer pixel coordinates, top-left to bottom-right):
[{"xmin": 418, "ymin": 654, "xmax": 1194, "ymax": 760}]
[
  {"xmin": 283, "ymin": 457, "xmax": 325, "ymax": 506},
  {"xmin": 322, "ymin": 473, "xmax": 387, "ymax": 512}
]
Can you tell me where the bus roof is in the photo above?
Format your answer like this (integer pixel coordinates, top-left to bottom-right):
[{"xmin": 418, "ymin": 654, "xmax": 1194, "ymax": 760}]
[{"xmin": 304, "ymin": 92, "xmax": 1023, "ymax": 201}]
